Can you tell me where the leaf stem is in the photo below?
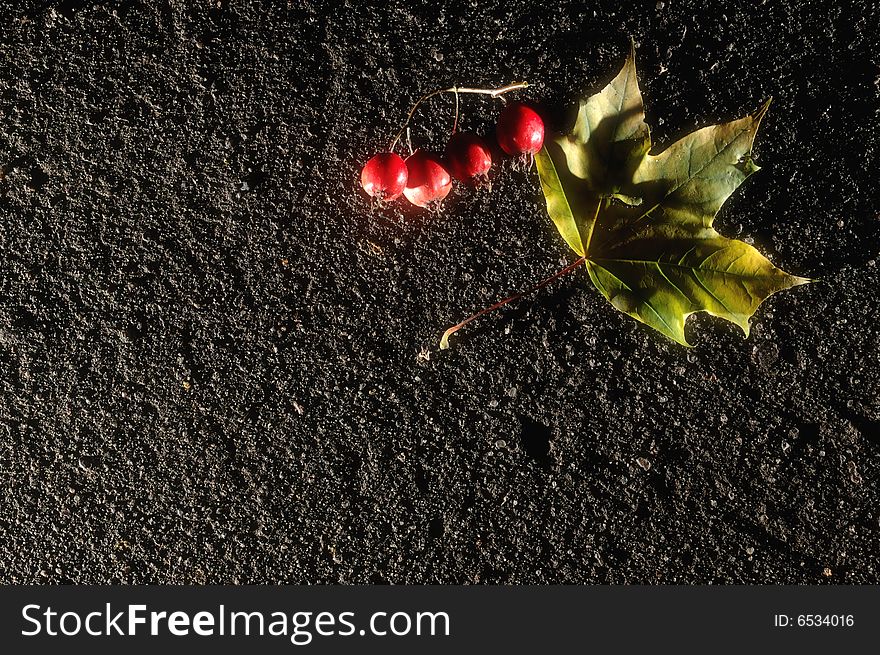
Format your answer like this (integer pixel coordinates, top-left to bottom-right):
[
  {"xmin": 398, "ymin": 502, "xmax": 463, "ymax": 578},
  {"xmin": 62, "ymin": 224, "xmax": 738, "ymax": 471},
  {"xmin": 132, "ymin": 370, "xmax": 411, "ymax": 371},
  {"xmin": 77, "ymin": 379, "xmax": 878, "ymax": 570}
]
[
  {"xmin": 440, "ymin": 255, "xmax": 587, "ymax": 350},
  {"xmin": 389, "ymin": 82, "xmax": 529, "ymax": 151}
]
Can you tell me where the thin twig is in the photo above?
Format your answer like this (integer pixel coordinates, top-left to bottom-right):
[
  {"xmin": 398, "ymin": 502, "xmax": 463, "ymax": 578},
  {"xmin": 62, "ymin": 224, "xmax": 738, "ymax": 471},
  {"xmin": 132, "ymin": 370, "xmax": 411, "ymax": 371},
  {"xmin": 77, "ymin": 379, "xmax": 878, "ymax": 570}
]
[{"xmin": 389, "ymin": 82, "xmax": 529, "ymax": 151}]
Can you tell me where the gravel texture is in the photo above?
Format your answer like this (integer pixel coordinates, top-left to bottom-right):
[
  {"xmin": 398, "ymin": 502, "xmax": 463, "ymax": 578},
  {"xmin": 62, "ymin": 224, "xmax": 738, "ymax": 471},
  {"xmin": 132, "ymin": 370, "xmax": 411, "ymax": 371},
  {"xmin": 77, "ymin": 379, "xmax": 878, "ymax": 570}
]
[{"xmin": 1, "ymin": 0, "xmax": 878, "ymax": 584}]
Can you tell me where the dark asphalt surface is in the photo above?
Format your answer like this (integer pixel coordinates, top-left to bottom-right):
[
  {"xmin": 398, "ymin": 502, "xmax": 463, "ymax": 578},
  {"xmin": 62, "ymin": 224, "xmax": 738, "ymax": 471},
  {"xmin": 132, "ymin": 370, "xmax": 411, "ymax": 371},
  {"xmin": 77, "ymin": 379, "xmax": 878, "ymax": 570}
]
[{"xmin": 1, "ymin": 1, "xmax": 878, "ymax": 583}]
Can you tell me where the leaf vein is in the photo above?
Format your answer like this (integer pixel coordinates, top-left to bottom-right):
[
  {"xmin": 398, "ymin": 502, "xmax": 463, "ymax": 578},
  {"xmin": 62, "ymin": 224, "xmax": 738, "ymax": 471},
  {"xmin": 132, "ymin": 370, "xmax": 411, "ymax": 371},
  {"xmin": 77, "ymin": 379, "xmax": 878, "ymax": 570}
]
[{"xmin": 592, "ymin": 256, "xmax": 781, "ymax": 281}]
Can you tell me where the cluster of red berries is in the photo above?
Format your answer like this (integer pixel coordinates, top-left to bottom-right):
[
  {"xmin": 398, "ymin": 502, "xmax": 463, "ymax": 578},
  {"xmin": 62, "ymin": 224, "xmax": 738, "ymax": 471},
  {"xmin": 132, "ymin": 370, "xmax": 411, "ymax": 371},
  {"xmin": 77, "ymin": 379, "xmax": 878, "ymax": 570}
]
[{"xmin": 360, "ymin": 98, "xmax": 545, "ymax": 209}]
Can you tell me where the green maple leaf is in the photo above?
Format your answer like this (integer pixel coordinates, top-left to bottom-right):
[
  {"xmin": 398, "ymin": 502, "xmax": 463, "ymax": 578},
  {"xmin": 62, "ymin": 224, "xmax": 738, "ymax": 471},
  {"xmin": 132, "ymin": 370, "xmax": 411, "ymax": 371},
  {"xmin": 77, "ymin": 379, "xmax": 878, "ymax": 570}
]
[{"xmin": 535, "ymin": 43, "xmax": 810, "ymax": 346}]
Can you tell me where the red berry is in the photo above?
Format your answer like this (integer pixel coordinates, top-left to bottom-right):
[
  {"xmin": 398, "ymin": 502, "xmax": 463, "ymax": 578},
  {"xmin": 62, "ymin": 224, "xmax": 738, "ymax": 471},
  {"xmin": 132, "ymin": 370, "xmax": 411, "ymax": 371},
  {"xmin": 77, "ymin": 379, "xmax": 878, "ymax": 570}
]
[
  {"xmin": 496, "ymin": 102, "xmax": 545, "ymax": 156},
  {"xmin": 403, "ymin": 150, "xmax": 452, "ymax": 208},
  {"xmin": 360, "ymin": 152, "xmax": 408, "ymax": 201},
  {"xmin": 445, "ymin": 132, "xmax": 493, "ymax": 186}
]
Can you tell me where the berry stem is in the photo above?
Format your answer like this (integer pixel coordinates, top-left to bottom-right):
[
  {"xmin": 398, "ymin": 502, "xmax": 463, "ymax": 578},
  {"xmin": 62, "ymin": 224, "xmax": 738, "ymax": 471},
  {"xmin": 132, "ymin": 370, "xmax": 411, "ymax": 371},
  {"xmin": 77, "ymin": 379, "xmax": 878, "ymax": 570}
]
[
  {"xmin": 452, "ymin": 82, "xmax": 529, "ymax": 97},
  {"xmin": 389, "ymin": 81, "xmax": 529, "ymax": 151},
  {"xmin": 451, "ymin": 87, "xmax": 460, "ymax": 135},
  {"xmin": 440, "ymin": 254, "xmax": 587, "ymax": 350}
]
